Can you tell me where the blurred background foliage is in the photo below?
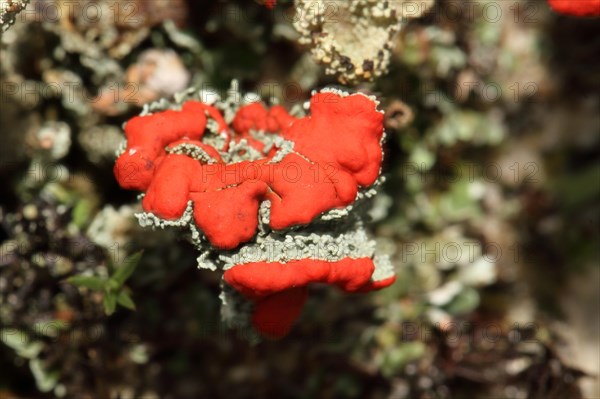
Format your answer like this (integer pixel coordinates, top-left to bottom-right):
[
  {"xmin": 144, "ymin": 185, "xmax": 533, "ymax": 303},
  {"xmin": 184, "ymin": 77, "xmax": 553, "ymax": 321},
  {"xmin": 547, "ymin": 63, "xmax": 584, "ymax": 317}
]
[{"xmin": 0, "ymin": 0, "xmax": 598, "ymax": 398}]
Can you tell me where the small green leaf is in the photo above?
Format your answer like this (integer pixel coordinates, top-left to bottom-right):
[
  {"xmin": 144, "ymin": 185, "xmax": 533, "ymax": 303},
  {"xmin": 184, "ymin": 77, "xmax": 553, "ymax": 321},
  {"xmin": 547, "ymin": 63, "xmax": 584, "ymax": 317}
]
[
  {"xmin": 30, "ymin": 358, "xmax": 60, "ymax": 392},
  {"xmin": 67, "ymin": 275, "xmax": 105, "ymax": 291},
  {"xmin": 117, "ymin": 290, "xmax": 136, "ymax": 311},
  {"xmin": 103, "ymin": 291, "xmax": 117, "ymax": 315},
  {"xmin": 107, "ymin": 279, "xmax": 120, "ymax": 291},
  {"xmin": 0, "ymin": 329, "xmax": 44, "ymax": 359},
  {"xmin": 110, "ymin": 251, "xmax": 143, "ymax": 288},
  {"xmin": 72, "ymin": 199, "xmax": 93, "ymax": 229},
  {"xmin": 33, "ymin": 320, "xmax": 69, "ymax": 337},
  {"xmin": 444, "ymin": 286, "xmax": 480, "ymax": 315}
]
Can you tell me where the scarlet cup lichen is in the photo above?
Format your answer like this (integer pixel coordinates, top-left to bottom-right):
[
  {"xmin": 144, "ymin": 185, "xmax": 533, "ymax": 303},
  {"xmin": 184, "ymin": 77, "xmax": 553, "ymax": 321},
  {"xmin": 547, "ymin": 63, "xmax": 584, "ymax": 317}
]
[
  {"xmin": 547, "ymin": 0, "xmax": 600, "ymax": 16},
  {"xmin": 114, "ymin": 85, "xmax": 396, "ymax": 337}
]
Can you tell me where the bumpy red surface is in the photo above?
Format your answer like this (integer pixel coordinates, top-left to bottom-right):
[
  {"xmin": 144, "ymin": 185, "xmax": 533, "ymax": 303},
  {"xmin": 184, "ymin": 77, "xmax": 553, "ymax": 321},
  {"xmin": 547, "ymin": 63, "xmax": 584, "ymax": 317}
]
[
  {"xmin": 547, "ymin": 0, "xmax": 600, "ymax": 16},
  {"xmin": 224, "ymin": 258, "xmax": 396, "ymax": 338},
  {"xmin": 114, "ymin": 92, "xmax": 384, "ymax": 250},
  {"xmin": 114, "ymin": 92, "xmax": 392, "ymax": 337}
]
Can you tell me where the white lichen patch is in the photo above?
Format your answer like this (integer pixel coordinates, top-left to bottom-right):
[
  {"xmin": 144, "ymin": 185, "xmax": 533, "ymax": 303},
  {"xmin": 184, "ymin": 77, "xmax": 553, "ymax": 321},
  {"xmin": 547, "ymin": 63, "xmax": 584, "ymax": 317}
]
[
  {"xmin": 258, "ymin": 200, "xmax": 272, "ymax": 234},
  {"xmin": 293, "ymin": 0, "xmax": 434, "ymax": 83},
  {"xmin": 266, "ymin": 138, "xmax": 295, "ymax": 164},
  {"xmin": 166, "ymin": 142, "xmax": 218, "ymax": 164},
  {"xmin": 219, "ymin": 282, "xmax": 258, "ymax": 340},
  {"xmin": 135, "ymin": 201, "xmax": 194, "ymax": 229},
  {"xmin": 294, "ymin": 0, "xmax": 398, "ymax": 83},
  {"xmin": 223, "ymin": 139, "xmax": 264, "ymax": 163},
  {"xmin": 35, "ymin": 122, "xmax": 72, "ymax": 160},
  {"xmin": 318, "ymin": 87, "xmax": 351, "ymax": 97},
  {"xmin": 371, "ymin": 254, "xmax": 395, "ymax": 282},
  {"xmin": 218, "ymin": 224, "xmax": 377, "ymax": 270},
  {"xmin": 87, "ymin": 205, "xmax": 137, "ymax": 251},
  {"xmin": 196, "ymin": 250, "xmax": 218, "ymax": 272},
  {"xmin": 115, "ymin": 139, "xmax": 128, "ymax": 158}
]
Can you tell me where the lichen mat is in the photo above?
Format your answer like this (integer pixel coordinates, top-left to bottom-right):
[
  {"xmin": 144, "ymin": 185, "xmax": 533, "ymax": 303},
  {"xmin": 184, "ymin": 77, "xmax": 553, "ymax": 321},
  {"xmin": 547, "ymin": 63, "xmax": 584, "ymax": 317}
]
[{"xmin": 114, "ymin": 85, "xmax": 396, "ymax": 338}]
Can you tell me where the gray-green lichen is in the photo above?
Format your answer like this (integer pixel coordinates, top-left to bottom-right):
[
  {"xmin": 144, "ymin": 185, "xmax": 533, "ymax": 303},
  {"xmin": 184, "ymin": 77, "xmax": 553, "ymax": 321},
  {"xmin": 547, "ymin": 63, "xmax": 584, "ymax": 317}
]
[{"xmin": 293, "ymin": 0, "xmax": 434, "ymax": 83}]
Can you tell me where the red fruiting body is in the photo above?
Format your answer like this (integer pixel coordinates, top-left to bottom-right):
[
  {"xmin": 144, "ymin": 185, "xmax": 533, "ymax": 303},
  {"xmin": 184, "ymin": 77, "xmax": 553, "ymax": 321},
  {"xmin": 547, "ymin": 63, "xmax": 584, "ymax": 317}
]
[
  {"xmin": 264, "ymin": 0, "xmax": 277, "ymax": 9},
  {"xmin": 547, "ymin": 0, "xmax": 600, "ymax": 16},
  {"xmin": 114, "ymin": 90, "xmax": 393, "ymax": 337},
  {"xmin": 233, "ymin": 103, "xmax": 296, "ymax": 135},
  {"xmin": 114, "ymin": 92, "xmax": 384, "ymax": 250},
  {"xmin": 224, "ymin": 258, "xmax": 396, "ymax": 338}
]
